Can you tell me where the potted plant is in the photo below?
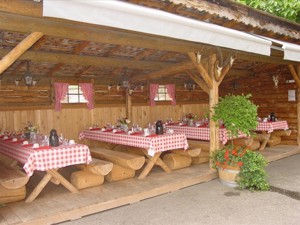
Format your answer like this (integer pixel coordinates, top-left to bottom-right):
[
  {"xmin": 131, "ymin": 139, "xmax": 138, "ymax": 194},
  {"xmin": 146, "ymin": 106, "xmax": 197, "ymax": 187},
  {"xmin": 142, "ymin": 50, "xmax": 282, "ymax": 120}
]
[{"xmin": 211, "ymin": 94, "xmax": 269, "ymax": 191}]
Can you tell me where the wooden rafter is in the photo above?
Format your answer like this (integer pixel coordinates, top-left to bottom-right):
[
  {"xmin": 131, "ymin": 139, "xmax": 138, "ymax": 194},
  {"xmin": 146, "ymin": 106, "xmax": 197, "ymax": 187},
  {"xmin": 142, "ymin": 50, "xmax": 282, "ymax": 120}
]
[
  {"xmin": 0, "ymin": 49, "xmax": 171, "ymax": 70},
  {"xmin": 215, "ymin": 55, "xmax": 235, "ymax": 84},
  {"xmin": 187, "ymin": 52, "xmax": 213, "ymax": 89},
  {"xmin": 0, "ymin": 31, "xmax": 43, "ymax": 75},
  {"xmin": 130, "ymin": 61, "xmax": 193, "ymax": 83},
  {"xmin": 186, "ymin": 71, "xmax": 209, "ymax": 94}
]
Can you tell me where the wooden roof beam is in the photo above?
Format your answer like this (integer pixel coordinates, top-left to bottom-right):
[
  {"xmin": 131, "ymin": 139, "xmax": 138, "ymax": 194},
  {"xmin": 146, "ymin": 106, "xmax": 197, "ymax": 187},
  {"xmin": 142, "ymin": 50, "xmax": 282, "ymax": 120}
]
[
  {"xmin": 0, "ymin": 31, "xmax": 43, "ymax": 75},
  {"xmin": 0, "ymin": 49, "xmax": 172, "ymax": 70},
  {"xmin": 130, "ymin": 61, "xmax": 193, "ymax": 82},
  {"xmin": 186, "ymin": 71, "xmax": 209, "ymax": 94}
]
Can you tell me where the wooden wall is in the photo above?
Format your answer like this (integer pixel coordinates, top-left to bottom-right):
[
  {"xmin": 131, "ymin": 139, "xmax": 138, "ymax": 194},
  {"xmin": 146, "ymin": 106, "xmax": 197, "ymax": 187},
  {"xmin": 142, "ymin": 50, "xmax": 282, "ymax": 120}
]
[
  {"xmin": 0, "ymin": 65, "xmax": 298, "ymax": 145},
  {"xmin": 0, "ymin": 103, "xmax": 209, "ymax": 143}
]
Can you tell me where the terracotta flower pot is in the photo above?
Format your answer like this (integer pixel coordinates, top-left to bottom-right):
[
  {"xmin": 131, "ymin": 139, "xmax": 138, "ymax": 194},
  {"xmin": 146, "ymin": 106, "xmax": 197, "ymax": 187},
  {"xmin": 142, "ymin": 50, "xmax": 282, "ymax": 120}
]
[{"xmin": 217, "ymin": 166, "xmax": 240, "ymax": 187}]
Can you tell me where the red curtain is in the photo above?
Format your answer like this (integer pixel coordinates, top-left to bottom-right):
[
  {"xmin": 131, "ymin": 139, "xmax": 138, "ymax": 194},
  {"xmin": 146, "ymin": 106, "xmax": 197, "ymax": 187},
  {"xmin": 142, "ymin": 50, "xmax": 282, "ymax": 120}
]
[
  {"xmin": 150, "ymin": 84, "xmax": 159, "ymax": 106},
  {"xmin": 54, "ymin": 83, "xmax": 69, "ymax": 111},
  {"xmin": 79, "ymin": 83, "xmax": 94, "ymax": 109},
  {"xmin": 165, "ymin": 84, "xmax": 176, "ymax": 106}
]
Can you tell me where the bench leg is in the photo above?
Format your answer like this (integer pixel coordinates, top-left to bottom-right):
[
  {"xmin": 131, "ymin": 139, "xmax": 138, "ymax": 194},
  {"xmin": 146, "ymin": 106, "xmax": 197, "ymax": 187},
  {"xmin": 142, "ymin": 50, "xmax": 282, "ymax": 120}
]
[
  {"xmin": 25, "ymin": 169, "xmax": 79, "ymax": 203},
  {"xmin": 138, "ymin": 151, "xmax": 171, "ymax": 179}
]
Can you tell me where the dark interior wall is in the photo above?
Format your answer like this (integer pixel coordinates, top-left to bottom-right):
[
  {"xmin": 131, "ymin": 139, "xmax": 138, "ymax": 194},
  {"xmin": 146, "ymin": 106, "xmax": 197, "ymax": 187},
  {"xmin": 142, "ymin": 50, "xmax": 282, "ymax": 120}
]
[{"xmin": 220, "ymin": 65, "xmax": 297, "ymax": 144}]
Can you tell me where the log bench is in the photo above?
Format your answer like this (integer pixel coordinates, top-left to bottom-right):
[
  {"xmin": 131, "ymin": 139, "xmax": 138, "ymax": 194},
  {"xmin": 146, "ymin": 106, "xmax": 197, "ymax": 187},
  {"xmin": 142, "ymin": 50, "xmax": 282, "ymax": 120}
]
[
  {"xmin": 72, "ymin": 158, "xmax": 113, "ymax": 189},
  {"xmin": 162, "ymin": 146, "xmax": 201, "ymax": 171},
  {"xmin": 268, "ymin": 130, "xmax": 291, "ymax": 147},
  {"xmin": 120, "ymin": 144, "xmax": 201, "ymax": 171},
  {"xmin": 186, "ymin": 140, "xmax": 215, "ymax": 165},
  {"xmin": 89, "ymin": 147, "xmax": 145, "ymax": 182},
  {"xmin": 253, "ymin": 133, "xmax": 270, "ymax": 150},
  {"xmin": 0, "ymin": 164, "xmax": 29, "ymax": 204}
]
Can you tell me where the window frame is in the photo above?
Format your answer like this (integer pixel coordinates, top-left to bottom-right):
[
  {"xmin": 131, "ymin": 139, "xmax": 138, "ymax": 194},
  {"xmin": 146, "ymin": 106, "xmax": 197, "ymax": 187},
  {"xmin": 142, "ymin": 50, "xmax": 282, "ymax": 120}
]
[
  {"xmin": 61, "ymin": 84, "xmax": 88, "ymax": 104},
  {"xmin": 154, "ymin": 85, "xmax": 173, "ymax": 102}
]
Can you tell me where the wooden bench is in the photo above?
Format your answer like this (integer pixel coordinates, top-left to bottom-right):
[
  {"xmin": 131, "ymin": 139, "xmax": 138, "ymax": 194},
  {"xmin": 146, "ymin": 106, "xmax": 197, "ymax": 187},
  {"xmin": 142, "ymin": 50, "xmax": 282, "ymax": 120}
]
[
  {"xmin": 89, "ymin": 147, "xmax": 145, "ymax": 182},
  {"xmin": 162, "ymin": 144, "xmax": 201, "ymax": 170},
  {"xmin": 119, "ymin": 143, "xmax": 201, "ymax": 171},
  {"xmin": 186, "ymin": 140, "xmax": 215, "ymax": 165},
  {"xmin": 0, "ymin": 164, "xmax": 29, "ymax": 204},
  {"xmin": 72, "ymin": 158, "xmax": 114, "ymax": 189},
  {"xmin": 268, "ymin": 130, "xmax": 291, "ymax": 147},
  {"xmin": 232, "ymin": 137, "xmax": 262, "ymax": 151},
  {"xmin": 253, "ymin": 133, "xmax": 270, "ymax": 150}
]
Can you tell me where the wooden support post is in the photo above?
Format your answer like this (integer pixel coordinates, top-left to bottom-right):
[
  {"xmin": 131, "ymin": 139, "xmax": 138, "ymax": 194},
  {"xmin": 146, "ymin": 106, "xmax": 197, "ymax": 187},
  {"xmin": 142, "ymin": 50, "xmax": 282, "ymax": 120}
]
[
  {"xmin": 126, "ymin": 89, "xmax": 132, "ymax": 120},
  {"xmin": 0, "ymin": 32, "xmax": 43, "ymax": 75},
  {"xmin": 298, "ymin": 88, "xmax": 300, "ymax": 145},
  {"xmin": 209, "ymin": 53, "xmax": 219, "ymax": 168}
]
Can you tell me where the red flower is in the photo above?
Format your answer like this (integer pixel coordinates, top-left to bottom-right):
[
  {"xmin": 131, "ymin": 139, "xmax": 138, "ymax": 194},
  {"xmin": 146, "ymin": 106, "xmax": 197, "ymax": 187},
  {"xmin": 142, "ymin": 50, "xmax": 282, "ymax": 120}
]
[
  {"xmin": 224, "ymin": 150, "xmax": 229, "ymax": 160},
  {"xmin": 237, "ymin": 161, "xmax": 243, "ymax": 167}
]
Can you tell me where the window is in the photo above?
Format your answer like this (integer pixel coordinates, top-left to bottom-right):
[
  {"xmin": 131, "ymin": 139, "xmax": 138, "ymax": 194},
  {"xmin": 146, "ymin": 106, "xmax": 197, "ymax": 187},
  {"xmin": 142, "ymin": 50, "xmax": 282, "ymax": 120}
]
[
  {"xmin": 61, "ymin": 85, "xmax": 88, "ymax": 103},
  {"xmin": 154, "ymin": 85, "xmax": 172, "ymax": 101}
]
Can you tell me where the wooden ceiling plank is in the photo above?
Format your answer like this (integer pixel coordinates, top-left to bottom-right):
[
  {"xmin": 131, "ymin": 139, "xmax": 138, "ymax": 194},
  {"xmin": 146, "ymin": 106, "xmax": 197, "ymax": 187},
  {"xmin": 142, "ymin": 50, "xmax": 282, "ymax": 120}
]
[
  {"xmin": 11, "ymin": 60, "xmax": 26, "ymax": 77},
  {"xmin": 73, "ymin": 41, "xmax": 91, "ymax": 54},
  {"xmin": 0, "ymin": 31, "xmax": 43, "ymax": 75},
  {"xmin": 47, "ymin": 63, "xmax": 63, "ymax": 77},
  {"xmin": 75, "ymin": 65, "xmax": 93, "ymax": 77},
  {"xmin": 0, "ymin": 12, "xmax": 294, "ymax": 66},
  {"xmin": 0, "ymin": 49, "xmax": 172, "ymax": 70},
  {"xmin": 134, "ymin": 49, "xmax": 156, "ymax": 60},
  {"xmin": 187, "ymin": 52, "xmax": 213, "ymax": 89},
  {"xmin": 130, "ymin": 61, "xmax": 193, "ymax": 82}
]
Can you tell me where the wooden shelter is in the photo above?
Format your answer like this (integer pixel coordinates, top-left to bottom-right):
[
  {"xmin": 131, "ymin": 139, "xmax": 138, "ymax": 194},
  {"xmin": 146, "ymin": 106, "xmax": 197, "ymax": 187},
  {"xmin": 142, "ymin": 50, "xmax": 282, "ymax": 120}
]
[
  {"xmin": 0, "ymin": 0, "xmax": 300, "ymax": 224},
  {"xmin": 0, "ymin": 0, "xmax": 299, "ymax": 146}
]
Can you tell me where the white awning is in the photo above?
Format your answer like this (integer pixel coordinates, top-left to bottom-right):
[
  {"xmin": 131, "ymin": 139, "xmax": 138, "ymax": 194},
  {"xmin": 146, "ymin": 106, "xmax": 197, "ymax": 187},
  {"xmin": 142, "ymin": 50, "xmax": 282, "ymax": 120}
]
[
  {"xmin": 43, "ymin": 0, "xmax": 272, "ymax": 56},
  {"xmin": 257, "ymin": 36, "xmax": 300, "ymax": 62},
  {"xmin": 279, "ymin": 41, "xmax": 300, "ymax": 62}
]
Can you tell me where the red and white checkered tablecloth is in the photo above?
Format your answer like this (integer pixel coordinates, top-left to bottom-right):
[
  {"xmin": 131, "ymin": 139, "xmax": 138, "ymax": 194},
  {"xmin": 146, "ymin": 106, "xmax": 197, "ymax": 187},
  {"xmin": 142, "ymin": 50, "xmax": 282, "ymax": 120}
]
[
  {"xmin": 256, "ymin": 121, "xmax": 289, "ymax": 133},
  {"xmin": 79, "ymin": 130, "xmax": 189, "ymax": 156},
  {"xmin": 165, "ymin": 124, "xmax": 246, "ymax": 144},
  {"xmin": 0, "ymin": 140, "xmax": 92, "ymax": 177}
]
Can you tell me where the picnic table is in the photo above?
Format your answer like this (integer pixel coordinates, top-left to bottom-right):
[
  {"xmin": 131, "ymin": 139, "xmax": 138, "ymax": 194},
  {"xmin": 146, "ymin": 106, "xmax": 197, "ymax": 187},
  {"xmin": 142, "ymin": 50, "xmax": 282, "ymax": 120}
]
[
  {"xmin": 0, "ymin": 137, "xmax": 92, "ymax": 202},
  {"xmin": 79, "ymin": 129, "xmax": 188, "ymax": 179}
]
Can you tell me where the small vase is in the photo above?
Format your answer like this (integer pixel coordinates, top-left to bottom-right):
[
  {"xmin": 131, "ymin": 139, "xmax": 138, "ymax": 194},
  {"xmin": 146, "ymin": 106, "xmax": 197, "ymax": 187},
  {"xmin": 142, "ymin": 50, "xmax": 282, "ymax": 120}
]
[
  {"xmin": 188, "ymin": 119, "xmax": 194, "ymax": 126},
  {"xmin": 121, "ymin": 124, "xmax": 128, "ymax": 132},
  {"xmin": 217, "ymin": 166, "xmax": 240, "ymax": 187},
  {"xmin": 30, "ymin": 132, "xmax": 37, "ymax": 143}
]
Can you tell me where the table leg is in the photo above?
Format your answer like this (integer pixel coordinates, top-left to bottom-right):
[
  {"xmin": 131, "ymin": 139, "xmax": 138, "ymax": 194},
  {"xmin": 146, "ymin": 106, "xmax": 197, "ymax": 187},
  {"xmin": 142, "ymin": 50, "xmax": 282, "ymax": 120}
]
[
  {"xmin": 138, "ymin": 150, "xmax": 171, "ymax": 179},
  {"xmin": 47, "ymin": 169, "xmax": 79, "ymax": 193},
  {"xmin": 25, "ymin": 173, "xmax": 52, "ymax": 203},
  {"xmin": 25, "ymin": 169, "xmax": 79, "ymax": 203}
]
